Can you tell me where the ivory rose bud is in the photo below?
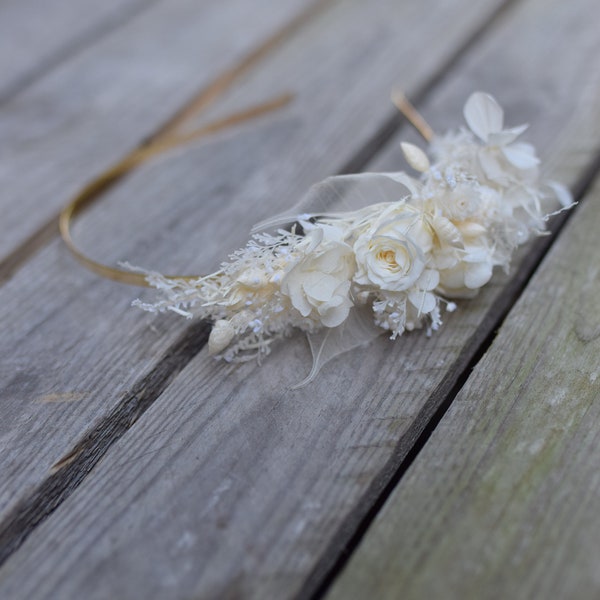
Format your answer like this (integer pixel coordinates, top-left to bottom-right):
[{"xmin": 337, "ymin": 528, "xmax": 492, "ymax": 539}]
[
  {"xmin": 281, "ymin": 241, "xmax": 355, "ymax": 328},
  {"xmin": 353, "ymin": 208, "xmax": 432, "ymax": 292}
]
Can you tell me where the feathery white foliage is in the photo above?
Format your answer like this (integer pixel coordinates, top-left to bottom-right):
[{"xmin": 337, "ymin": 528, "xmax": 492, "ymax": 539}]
[{"xmin": 133, "ymin": 92, "xmax": 573, "ymax": 384}]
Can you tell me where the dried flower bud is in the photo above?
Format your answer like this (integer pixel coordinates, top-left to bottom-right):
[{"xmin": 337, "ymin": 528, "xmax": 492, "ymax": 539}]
[
  {"xmin": 236, "ymin": 269, "xmax": 268, "ymax": 288},
  {"xmin": 401, "ymin": 142, "xmax": 430, "ymax": 172},
  {"xmin": 208, "ymin": 319, "xmax": 235, "ymax": 355}
]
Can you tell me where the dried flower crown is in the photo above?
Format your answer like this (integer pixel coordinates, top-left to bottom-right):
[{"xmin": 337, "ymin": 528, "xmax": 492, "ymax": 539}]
[{"xmin": 123, "ymin": 92, "xmax": 573, "ymax": 385}]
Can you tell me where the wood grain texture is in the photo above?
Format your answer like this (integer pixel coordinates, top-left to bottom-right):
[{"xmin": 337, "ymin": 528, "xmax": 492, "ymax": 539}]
[
  {"xmin": 0, "ymin": 0, "xmax": 318, "ymax": 524},
  {"xmin": 0, "ymin": 0, "xmax": 598, "ymax": 598},
  {"xmin": 325, "ymin": 165, "xmax": 600, "ymax": 600},
  {"xmin": 0, "ymin": 0, "xmax": 508, "ymax": 555},
  {"xmin": 0, "ymin": 0, "xmax": 158, "ymax": 103},
  {"xmin": 0, "ymin": 0, "xmax": 314, "ymax": 263}
]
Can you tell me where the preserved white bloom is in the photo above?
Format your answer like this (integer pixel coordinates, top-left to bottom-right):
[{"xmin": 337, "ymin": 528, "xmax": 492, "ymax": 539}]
[
  {"xmin": 438, "ymin": 248, "xmax": 494, "ymax": 297},
  {"xmin": 354, "ymin": 205, "xmax": 432, "ymax": 292},
  {"xmin": 354, "ymin": 232, "xmax": 424, "ymax": 292},
  {"xmin": 132, "ymin": 91, "xmax": 572, "ymax": 383},
  {"xmin": 464, "ymin": 91, "xmax": 540, "ymax": 185},
  {"xmin": 281, "ymin": 239, "xmax": 355, "ymax": 328}
]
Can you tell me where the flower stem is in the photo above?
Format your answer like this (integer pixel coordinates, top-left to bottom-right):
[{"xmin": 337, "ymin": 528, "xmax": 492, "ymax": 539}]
[{"xmin": 391, "ymin": 90, "xmax": 435, "ymax": 142}]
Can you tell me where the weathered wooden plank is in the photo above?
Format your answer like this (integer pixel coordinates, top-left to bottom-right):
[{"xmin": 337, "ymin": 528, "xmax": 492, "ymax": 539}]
[
  {"xmin": 0, "ymin": 0, "xmax": 158, "ymax": 102},
  {"xmin": 0, "ymin": 0, "xmax": 315, "ymax": 265},
  {"xmin": 0, "ymin": 0, "xmax": 598, "ymax": 599},
  {"xmin": 0, "ymin": 0, "xmax": 321, "ymax": 520},
  {"xmin": 0, "ymin": 0, "xmax": 508, "ymax": 559},
  {"xmin": 325, "ymin": 169, "xmax": 600, "ymax": 600}
]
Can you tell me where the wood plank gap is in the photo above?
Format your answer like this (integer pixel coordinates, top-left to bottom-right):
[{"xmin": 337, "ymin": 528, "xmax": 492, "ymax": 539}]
[
  {"xmin": 0, "ymin": 215, "xmax": 59, "ymax": 285},
  {"xmin": 303, "ymin": 151, "xmax": 600, "ymax": 600},
  {"xmin": 0, "ymin": 0, "xmax": 162, "ymax": 106},
  {"xmin": 0, "ymin": 320, "xmax": 210, "ymax": 567},
  {"xmin": 0, "ymin": 0, "xmax": 334, "ymax": 287}
]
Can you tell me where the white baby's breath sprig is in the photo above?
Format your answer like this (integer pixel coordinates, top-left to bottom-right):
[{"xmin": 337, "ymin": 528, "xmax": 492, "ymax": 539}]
[{"xmin": 133, "ymin": 92, "xmax": 572, "ymax": 384}]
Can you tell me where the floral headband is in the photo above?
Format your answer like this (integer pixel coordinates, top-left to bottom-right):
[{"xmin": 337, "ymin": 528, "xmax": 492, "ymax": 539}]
[{"xmin": 61, "ymin": 92, "xmax": 573, "ymax": 386}]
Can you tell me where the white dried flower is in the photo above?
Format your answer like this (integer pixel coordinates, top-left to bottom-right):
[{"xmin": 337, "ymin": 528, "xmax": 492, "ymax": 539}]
[
  {"xmin": 464, "ymin": 91, "xmax": 539, "ymax": 185},
  {"xmin": 132, "ymin": 92, "xmax": 572, "ymax": 383},
  {"xmin": 438, "ymin": 249, "xmax": 493, "ymax": 296},
  {"xmin": 280, "ymin": 240, "xmax": 355, "ymax": 328},
  {"xmin": 353, "ymin": 205, "xmax": 432, "ymax": 292}
]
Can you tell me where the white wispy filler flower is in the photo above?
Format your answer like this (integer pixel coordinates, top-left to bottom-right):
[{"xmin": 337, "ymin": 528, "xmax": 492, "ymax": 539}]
[{"xmin": 132, "ymin": 92, "xmax": 573, "ymax": 385}]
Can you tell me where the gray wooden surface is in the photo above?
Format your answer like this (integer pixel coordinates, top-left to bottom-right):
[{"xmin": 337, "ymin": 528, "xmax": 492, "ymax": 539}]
[
  {"xmin": 326, "ymin": 177, "xmax": 600, "ymax": 600},
  {"xmin": 0, "ymin": 0, "xmax": 156, "ymax": 102},
  {"xmin": 0, "ymin": 0, "xmax": 313, "ymax": 265},
  {"xmin": 0, "ymin": 0, "xmax": 599, "ymax": 598}
]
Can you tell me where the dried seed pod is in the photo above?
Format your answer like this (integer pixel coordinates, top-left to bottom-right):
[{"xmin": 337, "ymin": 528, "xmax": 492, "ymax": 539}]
[
  {"xmin": 208, "ymin": 319, "xmax": 235, "ymax": 354},
  {"xmin": 401, "ymin": 142, "xmax": 430, "ymax": 172}
]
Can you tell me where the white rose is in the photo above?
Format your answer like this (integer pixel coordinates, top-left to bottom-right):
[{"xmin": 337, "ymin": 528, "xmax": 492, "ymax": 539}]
[
  {"xmin": 281, "ymin": 240, "xmax": 355, "ymax": 328},
  {"xmin": 353, "ymin": 208, "xmax": 432, "ymax": 292}
]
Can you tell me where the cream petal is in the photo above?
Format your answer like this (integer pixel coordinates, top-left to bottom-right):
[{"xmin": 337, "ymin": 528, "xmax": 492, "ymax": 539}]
[
  {"xmin": 478, "ymin": 150, "xmax": 507, "ymax": 183},
  {"xmin": 416, "ymin": 268, "xmax": 440, "ymax": 291},
  {"xmin": 321, "ymin": 296, "xmax": 344, "ymax": 312},
  {"xmin": 464, "ymin": 92, "xmax": 504, "ymax": 141},
  {"xmin": 286, "ymin": 281, "xmax": 312, "ymax": 316},
  {"xmin": 462, "ymin": 245, "xmax": 490, "ymax": 262},
  {"xmin": 335, "ymin": 279, "xmax": 351, "ymax": 297},
  {"xmin": 439, "ymin": 263, "xmax": 468, "ymax": 290},
  {"xmin": 305, "ymin": 227, "xmax": 325, "ymax": 250},
  {"xmin": 318, "ymin": 223, "xmax": 347, "ymax": 243},
  {"xmin": 304, "ymin": 273, "xmax": 338, "ymax": 301},
  {"xmin": 502, "ymin": 143, "xmax": 540, "ymax": 169},
  {"xmin": 408, "ymin": 290, "xmax": 437, "ymax": 314},
  {"xmin": 432, "ymin": 215, "xmax": 462, "ymax": 246},
  {"xmin": 464, "ymin": 261, "xmax": 493, "ymax": 288},
  {"xmin": 319, "ymin": 301, "xmax": 351, "ymax": 328},
  {"xmin": 457, "ymin": 221, "xmax": 487, "ymax": 238},
  {"xmin": 432, "ymin": 253, "xmax": 459, "ymax": 270},
  {"xmin": 488, "ymin": 124, "xmax": 528, "ymax": 146},
  {"xmin": 316, "ymin": 245, "xmax": 348, "ymax": 272}
]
